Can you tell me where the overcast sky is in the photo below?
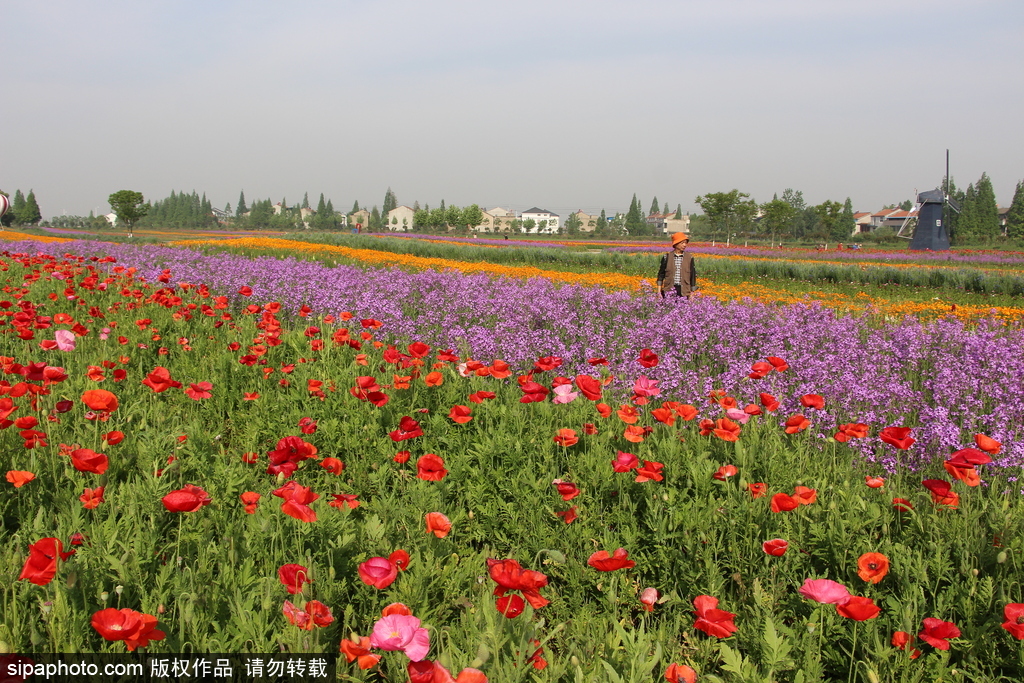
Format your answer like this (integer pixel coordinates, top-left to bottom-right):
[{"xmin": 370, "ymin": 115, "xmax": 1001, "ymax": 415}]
[{"xmin": 3, "ymin": 0, "xmax": 1022, "ymax": 219}]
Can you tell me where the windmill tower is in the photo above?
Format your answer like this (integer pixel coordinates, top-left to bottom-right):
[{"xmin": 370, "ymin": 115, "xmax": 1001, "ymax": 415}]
[{"xmin": 909, "ymin": 150, "xmax": 959, "ymax": 251}]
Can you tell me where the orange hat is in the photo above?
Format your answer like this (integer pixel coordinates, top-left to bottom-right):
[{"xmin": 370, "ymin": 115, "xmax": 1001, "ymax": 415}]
[{"xmin": 671, "ymin": 232, "xmax": 690, "ymax": 245}]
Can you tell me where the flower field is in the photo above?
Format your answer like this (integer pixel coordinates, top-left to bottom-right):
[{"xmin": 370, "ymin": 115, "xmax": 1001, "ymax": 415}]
[{"xmin": 1, "ymin": 236, "xmax": 1023, "ymax": 682}]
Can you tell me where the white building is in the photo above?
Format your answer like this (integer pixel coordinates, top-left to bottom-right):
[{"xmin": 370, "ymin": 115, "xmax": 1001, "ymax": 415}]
[
  {"xmin": 520, "ymin": 207, "xmax": 559, "ymax": 233},
  {"xmin": 386, "ymin": 206, "xmax": 416, "ymax": 232}
]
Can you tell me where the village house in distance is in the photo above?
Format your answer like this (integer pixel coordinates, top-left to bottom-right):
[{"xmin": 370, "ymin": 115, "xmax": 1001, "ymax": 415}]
[{"xmin": 383, "ymin": 205, "xmax": 691, "ymax": 236}]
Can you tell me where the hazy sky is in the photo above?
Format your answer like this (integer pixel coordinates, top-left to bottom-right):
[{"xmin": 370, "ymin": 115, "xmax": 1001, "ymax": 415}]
[{"xmin": 3, "ymin": 0, "xmax": 1022, "ymax": 219}]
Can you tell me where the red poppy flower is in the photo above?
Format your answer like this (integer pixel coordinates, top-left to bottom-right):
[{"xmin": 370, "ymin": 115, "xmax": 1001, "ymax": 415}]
[
  {"xmin": 141, "ymin": 366, "xmax": 182, "ymax": 393},
  {"xmin": 616, "ymin": 405, "xmax": 639, "ymax": 424},
  {"xmin": 19, "ymin": 537, "xmax": 75, "ymax": 586},
  {"xmin": 298, "ymin": 417, "xmax": 318, "ymax": 434},
  {"xmin": 320, "ymin": 457, "xmax": 344, "ymax": 475},
  {"xmin": 892, "ymin": 498, "xmax": 914, "ymax": 511},
  {"xmin": 792, "ymin": 486, "xmax": 817, "ymax": 505},
  {"xmin": 922, "ymin": 479, "xmax": 958, "ymax": 508},
  {"xmin": 836, "ymin": 423, "xmax": 869, "ymax": 442},
  {"xmin": 487, "ymin": 558, "xmax": 550, "ymax": 610},
  {"xmin": 635, "ymin": 460, "xmax": 664, "ymax": 482},
  {"xmin": 359, "ymin": 557, "xmax": 399, "ymax": 589},
  {"xmin": 80, "ymin": 486, "xmax": 105, "ymax": 509},
  {"xmin": 596, "ymin": 403, "xmax": 612, "ymax": 418},
  {"xmin": 857, "ymin": 552, "xmax": 889, "ymax": 583},
  {"xmin": 267, "ymin": 436, "xmax": 319, "ymax": 477},
  {"xmin": 575, "ymin": 374, "xmax": 602, "ymax": 401},
  {"xmin": 583, "ymin": 422, "xmax": 598, "ymax": 435},
  {"xmin": 533, "ymin": 355, "xmax": 563, "ymax": 372},
  {"xmin": 766, "ymin": 356, "xmax": 788, "ymax": 372},
  {"xmin": 748, "ymin": 361, "xmax": 771, "ymax": 379},
  {"xmin": 891, "ymin": 631, "xmax": 921, "ymax": 658},
  {"xmin": 184, "ymin": 381, "xmax": 213, "ymax": 400},
  {"xmin": 162, "ymin": 484, "xmax": 211, "ymax": 513},
  {"xmin": 638, "ymin": 348, "xmax": 659, "ymax": 368},
  {"xmin": 552, "ymin": 479, "xmax": 580, "ymax": 501},
  {"xmin": 758, "ymin": 393, "xmax": 780, "ymax": 412},
  {"xmin": 837, "ymin": 596, "xmax": 881, "ymax": 621},
  {"xmin": 340, "ymin": 636, "xmax": 381, "ymax": 669},
  {"xmin": 612, "ymin": 450, "xmax": 639, "ymax": 472},
  {"xmin": 713, "ymin": 465, "xmax": 738, "ymax": 481},
  {"xmin": 448, "ymin": 405, "xmax": 472, "ymax": 424},
  {"xmin": 588, "ymin": 547, "xmax": 635, "ymax": 571},
  {"xmin": 81, "ymin": 389, "xmax": 118, "ymax": 412},
  {"xmin": 713, "ymin": 418, "xmax": 741, "ymax": 442},
  {"xmin": 390, "ymin": 416, "xmax": 424, "ymax": 442},
  {"xmin": 6, "ymin": 470, "xmax": 34, "ymax": 488},
  {"xmin": 553, "ymin": 429, "xmax": 578, "ymax": 447},
  {"xmin": 70, "ymin": 448, "xmax": 108, "ymax": 475},
  {"xmin": 103, "ymin": 430, "xmax": 124, "ymax": 445},
  {"xmin": 918, "ymin": 618, "xmax": 960, "ymax": 650},
  {"xmin": 879, "ymin": 426, "xmax": 915, "ymax": 450},
  {"xmin": 240, "ymin": 491, "xmax": 260, "ymax": 514},
  {"xmin": 1001, "ymin": 604, "xmax": 1024, "ymax": 640},
  {"xmin": 360, "ymin": 318, "xmax": 382, "ymax": 329},
  {"xmin": 91, "ymin": 608, "xmax": 165, "ymax": 650},
  {"xmin": 416, "ymin": 453, "xmax": 447, "ymax": 481},
  {"xmin": 283, "ymin": 599, "xmax": 334, "ymax": 630},
  {"xmin": 278, "ymin": 564, "xmax": 312, "ymax": 594},
  {"xmin": 743, "ymin": 403, "xmax": 763, "ymax": 416},
  {"xmin": 393, "ymin": 450, "xmax": 411, "ymax": 463},
  {"xmin": 555, "ymin": 506, "xmax": 578, "ymax": 524},
  {"xmin": 974, "ymin": 433, "xmax": 1001, "ymax": 455},
  {"xmin": 747, "ymin": 482, "xmax": 767, "ymax": 498},
  {"xmin": 692, "ymin": 595, "xmax": 737, "ymax": 638},
  {"xmin": 273, "ymin": 481, "xmax": 319, "ymax": 522},
  {"xmin": 762, "ymin": 539, "xmax": 788, "ymax": 556},
  {"xmin": 468, "ymin": 390, "xmax": 495, "ymax": 403},
  {"xmin": 425, "ymin": 512, "xmax": 451, "ymax": 538},
  {"xmin": 587, "ymin": 356, "xmax": 608, "ymax": 365},
  {"xmin": 943, "ymin": 460, "xmax": 980, "ymax": 486},
  {"xmin": 496, "ymin": 593, "xmax": 525, "ymax": 618},
  {"xmin": 770, "ymin": 493, "xmax": 799, "ymax": 512},
  {"xmin": 784, "ymin": 414, "xmax": 810, "ymax": 434},
  {"xmin": 623, "ymin": 425, "xmax": 647, "ymax": 443},
  {"xmin": 800, "ymin": 394, "xmax": 825, "ymax": 410},
  {"xmin": 329, "ymin": 493, "xmax": 360, "ymax": 509},
  {"xmin": 865, "ymin": 476, "xmax": 885, "ymax": 488},
  {"xmin": 665, "ymin": 663, "xmax": 698, "ymax": 683}
]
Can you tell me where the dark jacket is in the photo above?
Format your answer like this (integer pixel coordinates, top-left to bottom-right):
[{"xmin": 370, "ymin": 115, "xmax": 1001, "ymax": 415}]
[{"xmin": 656, "ymin": 252, "xmax": 696, "ymax": 295}]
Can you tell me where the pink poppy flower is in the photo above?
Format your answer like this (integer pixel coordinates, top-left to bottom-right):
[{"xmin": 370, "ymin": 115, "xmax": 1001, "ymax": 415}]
[
  {"xmin": 797, "ymin": 578, "xmax": 851, "ymax": 605},
  {"xmin": 369, "ymin": 613, "xmax": 431, "ymax": 661},
  {"xmin": 55, "ymin": 329, "xmax": 77, "ymax": 351},
  {"xmin": 358, "ymin": 557, "xmax": 399, "ymax": 589},
  {"xmin": 632, "ymin": 375, "xmax": 660, "ymax": 397},
  {"xmin": 552, "ymin": 384, "xmax": 579, "ymax": 404},
  {"xmin": 724, "ymin": 408, "xmax": 751, "ymax": 424},
  {"xmin": 640, "ymin": 588, "xmax": 659, "ymax": 612}
]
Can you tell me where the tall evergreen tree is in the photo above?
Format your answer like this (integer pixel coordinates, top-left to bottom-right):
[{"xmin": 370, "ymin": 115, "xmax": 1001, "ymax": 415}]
[
  {"xmin": 1006, "ymin": 181, "xmax": 1024, "ymax": 240},
  {"xmin": 974, "ymin": 172, "xmax": 1000, "ymax": 239},
  {"xmin": 649, "ymin": 197, "xmax": 660, "ymax": 215},
  {"xmin": 351, "ymin": 200, "xmax": 360, "ymax": 214},
  {"xmin": 237, "ymin": 191, "xmax": 247, "ymax": 218},
  {"xmin": 382, "ymin": 188, "xmax": 398, "ymax": 215},
  {"xmin": 674, "ymin": 204, "xmax": 683, "ymax": 219},
  {"xmin": 957, "ymin": 183, "xmax": 977, "ymax": 242},
  {"xmin": 22, "ymin": 190, "xmax": 42, "ymax": 225},
  {"xmin": 312, "ymin": 193, "xmax": 328, "ymax": 229},
  {"xmin": 325, "ymin": 200, "xmax": 337, "ymax": 229},
  {"xmin": 839, "ymin": 197, "xmax": 855, "ymax": 240},
  {"xmin": 625, "ymin": 194, "xmax": 647, "ymax": 235},
  {"xmin": 302, "ymin": 192, "xmax": 310, "ymax": 209},
  {"xmin": 12, "ymin": 190, "xmax": 26, "ymax": 224},
  {"xmin": 369, "ymin": 206, "xmax": 382, "ymax": 231}
]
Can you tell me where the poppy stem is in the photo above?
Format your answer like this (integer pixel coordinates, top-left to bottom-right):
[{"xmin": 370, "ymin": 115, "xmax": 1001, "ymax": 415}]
[{"xmin": 847, "ymin": 621, "xmax": 858, "ymax": 683}]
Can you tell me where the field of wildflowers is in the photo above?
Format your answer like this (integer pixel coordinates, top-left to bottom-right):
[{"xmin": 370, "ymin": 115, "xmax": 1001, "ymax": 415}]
[{"xmin": 1, "ymin": 236, "xmax": 1023, "ymax": 682}]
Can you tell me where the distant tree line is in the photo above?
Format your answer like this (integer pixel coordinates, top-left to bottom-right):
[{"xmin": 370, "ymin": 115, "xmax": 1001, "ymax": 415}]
[{"xmin": 0, "ymin": 189, "xmax": 42, "ymax": 227}]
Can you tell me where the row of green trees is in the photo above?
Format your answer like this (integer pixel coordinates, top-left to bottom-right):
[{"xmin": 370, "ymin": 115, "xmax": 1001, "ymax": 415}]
[
  {"xmin": 945, "ymin": 173, "xmax": 1024, "ymax": 242},
  {"xmin": 691, "ymin": 189, "xmax": 858, "ymax": 243},
  {"xmin": 0, "ymin": 189, "xmax": 42, "ymax": 227}
]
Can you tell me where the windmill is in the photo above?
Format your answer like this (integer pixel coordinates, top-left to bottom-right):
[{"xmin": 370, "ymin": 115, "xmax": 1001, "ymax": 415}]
[{"xmin": 909, "ymin": 150, "xmax": 959, "ymax": 251}]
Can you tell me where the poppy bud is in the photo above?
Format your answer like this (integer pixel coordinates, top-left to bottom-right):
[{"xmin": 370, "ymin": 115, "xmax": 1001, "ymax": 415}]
[
  {"xmin": 867, "ymin": 670, "xmax": 880, "ymax": 683},
  {"xmin": 100, "ymin": 592, "xmax": 109, "ymax": 602},
  {"xmin": 158, "ymin": 604, "xmax": 165, "ymax": 614},
  {"xmin": 0, "ymin": 641, "xmax": 9, "ymax": 654},
  {"xmin": 65, "ymin": 572, "xmax": 77, "ymax": 589},
  {"xmin": 468, "ymin": 510, "xmax": 474, "ymax": 519},
  {"xmin": 971, "ymin": 568, "xmax": 979, "ymax": 576},
  {"xmin": 41, "ymin": 602, "xmax": 52, "ymax": 615},
  {"xmin": 997, "ymin": 551, "xmax": 1008, "ymax": 564},
  {"xmin": 115, "ymin": 585, "xmax": 123, "ymax": 596},
  {"xmin": 570, "ymin": 656, "xmax": 580, "ymax": 667}
]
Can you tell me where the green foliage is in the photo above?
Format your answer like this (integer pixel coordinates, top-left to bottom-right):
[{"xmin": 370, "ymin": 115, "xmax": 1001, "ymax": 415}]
[
  {"xmin": 142, "ymin": 190, "xmax": 217, "ymax": 229},
  {"xmin": 649, "ymin": 197, "xmax": 660, "ymax": 215},
  {"xmin": 107, "ymin": 190, "xmax": 149, "ymax": 237},
  {"xmin": 236, "ymin": 191, "xmax": 247, "ymax": 218},
  {"xmin": 694, "ymin": 190, "xmax": 757, "ymax": 239},
  {"xmin": 1006, "ymin": 181, "xmax": 1024, "ymax": 240},
  {"xmin": 759, "ymin": 199, "xmax": 798, "ymax": 241},
  {"xmin": 625, "ymin": 195, "xmax": 647, "ymax": 236},
  {"xmin": 382, "ymin": 188, "xmax": 398, "ymax": 216},
  {"xmin": 369, "ymin": 206, "xmax": 383, "ymax": 231},
  {"xmin": 22, "ymin": 190, "xmax": 42, "ymax": 225},
  {"xmin": 974, "ymin": 173, "xmax": 1001, "ymax": 240}
]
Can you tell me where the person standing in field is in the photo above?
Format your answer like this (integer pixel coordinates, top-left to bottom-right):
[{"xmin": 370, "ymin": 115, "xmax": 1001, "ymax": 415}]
[{"xmin": 656, "ymin": 232, "xmax": 697, "ymax": 298}]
